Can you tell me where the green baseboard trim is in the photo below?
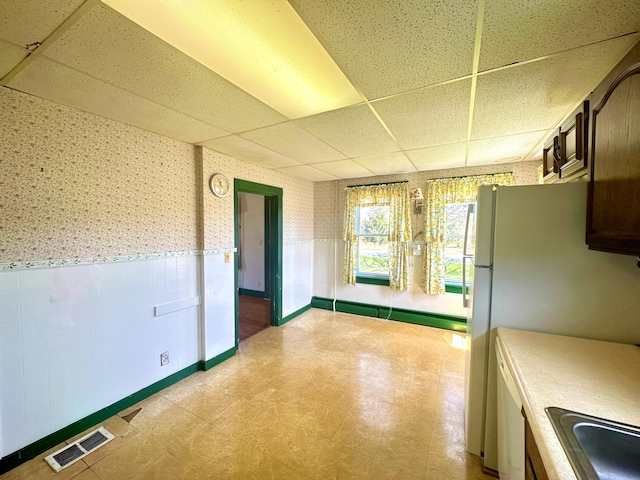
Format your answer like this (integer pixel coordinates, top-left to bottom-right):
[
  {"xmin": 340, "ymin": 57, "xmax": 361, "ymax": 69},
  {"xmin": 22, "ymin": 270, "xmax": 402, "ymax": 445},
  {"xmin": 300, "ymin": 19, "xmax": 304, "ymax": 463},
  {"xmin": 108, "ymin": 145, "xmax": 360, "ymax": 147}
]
[
  {"xmin": 278, "ymin": 303, "xmax": 311, "ymax": 326},
  {"xmin": 238, "ymin": 288, "xmax": 269, "ymax": 299},
  {"xmin": 199, "ymin": 346, "xmax": 238, "ymax": 371},
  {"xmin": 0, "ymin": 345, "xmax": 239, "ymax": 475},
  {"xmin": 311, "ymin": 297, "xmax": 335, "ymax": 310},
  {"xmin": 310, "ymin": 297, "xmax": 467, "ymax": 333},
  {"xmin": 0, "ymin": 362, "xmax": 200, "ymax": 475}
]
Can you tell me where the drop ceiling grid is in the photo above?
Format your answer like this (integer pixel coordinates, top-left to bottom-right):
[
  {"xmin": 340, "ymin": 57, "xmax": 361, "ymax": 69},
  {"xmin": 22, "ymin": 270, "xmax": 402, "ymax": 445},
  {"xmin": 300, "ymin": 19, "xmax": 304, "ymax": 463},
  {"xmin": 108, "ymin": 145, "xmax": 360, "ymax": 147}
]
[
  {"xmin": 0, "ymin": 0, "xmax": 86, "ymax": 47},
  {"xmin": 467, "ymin": 130, "xmax": 549, "ymax": 166},
  {"xmin": 6, "ymin": 57, "xmax": 226, "ymax": 144},
  {"xmin": 353, "ymin": 152, "xmax": 417, "ymax": 176},
  {"xmin": 239, "ymin": 122, "xmax": 346, "ymax": 164},
  {"xmin": 0, "ymin": 42, "xmax": 27, "ymax": 79},
  {"xmin": 479, "ymin": 0, "xmax": 640, "ymax": 72},
  {"xmin": 41, "ymin": 3, "xmax": 286, "ymax": 134},
  {"xmin": 310, "ymin": 159, "xmax": 376, "ymax": 179},
  {"xmin": 289, "ymin": 0, "xmax": 478, "ymax": 100},
  {"xmin": 200, "ymin": 135, "xmax": 302, "ymax": 170},
  {"xmin": 405, "ymin": 143, "xmax": 467, "ymax": 171},
  {"xmin": 274, "ymin": 165, "xmax": 339, "ymax": 182},
  {"xmin": 471, "ymin": 34, "xmax": 639, "ymax": 140},
  {"xmin": 294, "ymin": 104, "xmax": 400, "ymax": 158},
  {"xmin": 372, "ymin": 78, "xmax": 473, "ymax": 151}
]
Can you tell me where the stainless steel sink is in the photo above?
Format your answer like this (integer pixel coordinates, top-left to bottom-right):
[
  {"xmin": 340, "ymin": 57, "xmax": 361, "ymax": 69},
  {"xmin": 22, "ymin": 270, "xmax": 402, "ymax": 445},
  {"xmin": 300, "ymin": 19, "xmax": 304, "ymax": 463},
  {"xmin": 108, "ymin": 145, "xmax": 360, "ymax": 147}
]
[{"xmin": 546, "ymin": 407, "xmax": 640, "ymax": 480}]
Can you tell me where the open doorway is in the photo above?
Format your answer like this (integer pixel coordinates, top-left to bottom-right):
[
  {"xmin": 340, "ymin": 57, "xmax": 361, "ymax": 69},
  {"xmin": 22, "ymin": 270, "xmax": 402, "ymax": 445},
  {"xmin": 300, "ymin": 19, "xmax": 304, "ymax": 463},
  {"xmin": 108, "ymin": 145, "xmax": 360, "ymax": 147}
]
[{"xmin": 234, "ymin": 180, "xmax": 282, "ymax": 345}]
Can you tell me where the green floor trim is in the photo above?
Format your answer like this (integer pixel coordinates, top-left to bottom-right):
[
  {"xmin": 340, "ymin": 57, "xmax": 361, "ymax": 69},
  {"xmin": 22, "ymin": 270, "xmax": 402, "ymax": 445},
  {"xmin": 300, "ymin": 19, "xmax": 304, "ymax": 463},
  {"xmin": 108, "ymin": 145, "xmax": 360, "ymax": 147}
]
[
  {"xmin": 0, "ymin": 362, "xmax": 199, "ymax": 475},
  {"xmin": 310, "ymin": 296, "xmax": 467, "ymax": 333},
  {"xmin": 0, "ymin": 346, "xmax": 238, "ymax": 475},
  {"xmin": 199, "ymin": 346, "xmax": 238, "ymax": 371},
  {"xmin": 278, "ymin": 303, "xmax": 311, "ymax": 326}
]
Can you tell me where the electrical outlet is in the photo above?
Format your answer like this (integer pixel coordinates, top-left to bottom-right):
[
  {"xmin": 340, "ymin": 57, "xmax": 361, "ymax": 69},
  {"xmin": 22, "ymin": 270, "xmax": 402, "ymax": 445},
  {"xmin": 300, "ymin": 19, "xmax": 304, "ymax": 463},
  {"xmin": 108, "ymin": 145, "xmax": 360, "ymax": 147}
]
[
  {"xmin": 257, "ymin": 281, "xmax": 261, "ymax": 288},
  {"xmin": 160, "ymin": 351, "xmax": 169, "ymax": 366}
]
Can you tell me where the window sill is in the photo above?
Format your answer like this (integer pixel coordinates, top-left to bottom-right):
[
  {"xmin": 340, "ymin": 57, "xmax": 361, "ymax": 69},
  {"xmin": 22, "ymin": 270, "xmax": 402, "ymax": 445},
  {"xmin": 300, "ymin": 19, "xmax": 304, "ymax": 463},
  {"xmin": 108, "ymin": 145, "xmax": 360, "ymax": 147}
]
[
  {"xmin": 445, "ymin": 282, "xmax": 470, "ymax": 294},
  {"xmin": 356, "ymin": 276, "xmax": 390, "ymax": 286}
]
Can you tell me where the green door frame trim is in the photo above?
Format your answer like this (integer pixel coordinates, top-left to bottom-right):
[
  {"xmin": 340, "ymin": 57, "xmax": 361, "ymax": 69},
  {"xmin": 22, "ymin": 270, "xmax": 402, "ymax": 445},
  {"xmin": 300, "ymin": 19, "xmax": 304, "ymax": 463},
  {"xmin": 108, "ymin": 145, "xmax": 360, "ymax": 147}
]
[{"xmin": 234, "ymin": 179, "xmax": 283, "ymax": 345}]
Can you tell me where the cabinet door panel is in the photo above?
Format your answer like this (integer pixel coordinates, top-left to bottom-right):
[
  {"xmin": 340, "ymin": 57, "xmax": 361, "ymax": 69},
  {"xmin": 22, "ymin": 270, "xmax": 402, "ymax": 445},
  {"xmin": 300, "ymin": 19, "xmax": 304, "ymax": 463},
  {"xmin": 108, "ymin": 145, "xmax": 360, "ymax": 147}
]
[{"xmin": 587, "ymin": 67, "xmax": 640, "ymax": 255}]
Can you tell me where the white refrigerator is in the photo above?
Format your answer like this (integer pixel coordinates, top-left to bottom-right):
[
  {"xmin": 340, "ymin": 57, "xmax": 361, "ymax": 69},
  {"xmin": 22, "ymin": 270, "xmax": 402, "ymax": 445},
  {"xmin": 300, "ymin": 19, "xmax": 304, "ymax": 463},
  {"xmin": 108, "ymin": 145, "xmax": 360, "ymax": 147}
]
[{"xmin": 463, "ymin": 182, "xmax": 640, "ymax": 472}]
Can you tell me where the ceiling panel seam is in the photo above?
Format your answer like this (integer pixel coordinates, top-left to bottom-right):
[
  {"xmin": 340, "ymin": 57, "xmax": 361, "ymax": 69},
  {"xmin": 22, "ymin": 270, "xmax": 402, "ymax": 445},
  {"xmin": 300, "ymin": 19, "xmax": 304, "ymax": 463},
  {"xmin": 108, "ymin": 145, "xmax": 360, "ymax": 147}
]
[
  {"xmin": 464, "ymin": 0, "xmax": 486, "ymax": 167},
  {"xmin": 0, "ymin": 0, "xmax": 100, "ymax": 86}
]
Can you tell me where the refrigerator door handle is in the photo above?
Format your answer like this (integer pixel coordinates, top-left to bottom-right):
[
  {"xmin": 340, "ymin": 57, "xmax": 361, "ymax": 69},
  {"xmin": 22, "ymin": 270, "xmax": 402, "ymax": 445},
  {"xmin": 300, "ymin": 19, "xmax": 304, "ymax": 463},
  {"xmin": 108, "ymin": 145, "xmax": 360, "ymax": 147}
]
[
  {"xmin": 462, "ymin": 255, "xmax": 470, "ymax": 308},
  {"xmin": 463, "ymin": 203, "xmax": 475, "ymax": 257}
]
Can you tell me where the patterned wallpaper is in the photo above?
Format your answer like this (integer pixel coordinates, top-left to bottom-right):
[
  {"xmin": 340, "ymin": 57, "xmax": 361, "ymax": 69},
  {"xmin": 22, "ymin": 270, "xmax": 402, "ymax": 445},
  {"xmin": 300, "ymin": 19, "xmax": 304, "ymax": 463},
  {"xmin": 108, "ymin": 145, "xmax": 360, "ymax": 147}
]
[
  {"xmin": 200, "ymin": 148, "xmax": 315, "ymax": 250},
  {"xmin": 314, "ymin": 160, "xmax": 542, "ymax": 239},
  {"xmin": 0, "ymin": 88, "xmax": 197, "ymax": 262}
]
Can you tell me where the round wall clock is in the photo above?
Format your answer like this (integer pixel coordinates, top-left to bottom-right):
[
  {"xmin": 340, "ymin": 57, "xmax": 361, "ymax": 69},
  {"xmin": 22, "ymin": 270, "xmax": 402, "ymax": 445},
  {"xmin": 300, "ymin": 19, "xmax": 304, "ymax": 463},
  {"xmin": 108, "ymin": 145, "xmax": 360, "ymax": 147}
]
[{"xmin": 210, "ymin": 173, "xmax": 230, "ymax": 197}]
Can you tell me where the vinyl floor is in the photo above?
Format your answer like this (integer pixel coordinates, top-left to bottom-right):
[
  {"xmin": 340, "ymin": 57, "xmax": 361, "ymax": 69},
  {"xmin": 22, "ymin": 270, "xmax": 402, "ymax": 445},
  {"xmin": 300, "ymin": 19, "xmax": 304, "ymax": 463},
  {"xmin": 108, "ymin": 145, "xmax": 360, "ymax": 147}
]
[{"xmin": 1, "ymin": 308, "xmax": 495, "ymax": 480}]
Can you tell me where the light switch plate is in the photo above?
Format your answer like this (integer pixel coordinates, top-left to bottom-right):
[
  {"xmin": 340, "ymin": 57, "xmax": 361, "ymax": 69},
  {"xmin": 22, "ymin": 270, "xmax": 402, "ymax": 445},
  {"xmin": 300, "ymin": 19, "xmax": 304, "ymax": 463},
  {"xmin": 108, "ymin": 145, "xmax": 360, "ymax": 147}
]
[{"xmin": 224, "ymin": 252, "xmax": 231, "ymax": 263}]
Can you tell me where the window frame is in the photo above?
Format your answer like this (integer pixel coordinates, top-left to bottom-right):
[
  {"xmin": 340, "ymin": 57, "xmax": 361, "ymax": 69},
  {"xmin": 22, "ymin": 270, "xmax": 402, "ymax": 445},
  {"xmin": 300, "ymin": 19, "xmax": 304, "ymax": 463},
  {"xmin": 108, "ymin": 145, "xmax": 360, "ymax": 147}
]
[
  {"xmin": 354, "ymin": 205, "xmax": 391, "ymax": 285},
  {"xmin": 443, "ymin": 202, "xmax": 473, "ymax": 295}
]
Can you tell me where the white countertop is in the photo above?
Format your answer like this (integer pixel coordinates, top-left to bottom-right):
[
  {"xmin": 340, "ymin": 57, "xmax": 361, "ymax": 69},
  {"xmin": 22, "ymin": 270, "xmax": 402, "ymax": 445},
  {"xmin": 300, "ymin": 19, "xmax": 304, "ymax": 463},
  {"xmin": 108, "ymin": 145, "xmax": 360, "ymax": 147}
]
[{"xmin": 496, "ymin": 327, "xmax": 640, "ymax": 480}]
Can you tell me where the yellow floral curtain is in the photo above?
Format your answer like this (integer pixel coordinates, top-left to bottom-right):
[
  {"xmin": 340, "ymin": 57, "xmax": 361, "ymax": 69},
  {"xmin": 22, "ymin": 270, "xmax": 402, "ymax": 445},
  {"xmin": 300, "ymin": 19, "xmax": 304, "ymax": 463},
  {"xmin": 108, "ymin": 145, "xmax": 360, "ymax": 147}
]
[
  {"xmin": 343, "ymin": 183, "xmax": 412, "ymax": 290},
  {"xmin": 421, "ymin": 173, "xmax": 514, "ymax": 294}
]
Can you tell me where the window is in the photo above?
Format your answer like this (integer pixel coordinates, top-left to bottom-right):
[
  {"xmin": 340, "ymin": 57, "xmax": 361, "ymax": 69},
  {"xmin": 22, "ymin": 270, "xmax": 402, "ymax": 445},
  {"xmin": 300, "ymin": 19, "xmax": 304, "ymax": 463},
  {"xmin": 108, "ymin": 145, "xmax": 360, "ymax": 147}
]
[
  {"xmin": 343, "ymin": 182, "xmax": 412, "ymax": 290},
  {"xmin": 356, "ymin": 206, "xmax": 390, "ymax": 283},
  {"xmin": 444, "ymin": 203, "xmax": 473, "ymax": 294}
]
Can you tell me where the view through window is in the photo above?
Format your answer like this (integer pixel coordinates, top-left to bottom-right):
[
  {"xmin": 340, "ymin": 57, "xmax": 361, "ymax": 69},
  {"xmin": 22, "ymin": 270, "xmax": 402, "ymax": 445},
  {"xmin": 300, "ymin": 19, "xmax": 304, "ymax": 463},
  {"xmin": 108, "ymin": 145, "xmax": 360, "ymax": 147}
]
[
  {"xmin": 356, "ymin": 206, "xmax": 390, "ymax": 277},
  {"xmin": 444, "ymin": 203, "xmax": 473, "ymax": 285}
]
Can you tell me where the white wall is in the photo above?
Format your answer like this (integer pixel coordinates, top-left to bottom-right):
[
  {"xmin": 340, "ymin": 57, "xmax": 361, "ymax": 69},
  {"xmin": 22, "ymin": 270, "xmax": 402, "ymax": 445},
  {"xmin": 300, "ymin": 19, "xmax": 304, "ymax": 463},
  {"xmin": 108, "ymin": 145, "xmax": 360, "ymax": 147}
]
[
  {"xmin": 314, "ymin": 240, "xmax": 466, "ymax": 316},
  {"xmin": 0, "ymin": 256, "xmax": 200, "ymax": 455},
  {"xmin": 283, "ymin": 241, "xmax": 314, "ymax": 316},
  {"xmin": 238, "ymin": 192, "xmax": 265, "ymax": 292}
]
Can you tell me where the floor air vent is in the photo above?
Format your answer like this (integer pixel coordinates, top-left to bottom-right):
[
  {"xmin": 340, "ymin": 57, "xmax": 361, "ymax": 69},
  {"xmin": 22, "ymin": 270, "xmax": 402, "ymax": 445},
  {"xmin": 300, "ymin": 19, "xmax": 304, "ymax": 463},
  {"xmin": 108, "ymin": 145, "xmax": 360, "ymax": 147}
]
[{"xmin": 45, "ymin": 427, "xmax": 114, "ymax": 472}]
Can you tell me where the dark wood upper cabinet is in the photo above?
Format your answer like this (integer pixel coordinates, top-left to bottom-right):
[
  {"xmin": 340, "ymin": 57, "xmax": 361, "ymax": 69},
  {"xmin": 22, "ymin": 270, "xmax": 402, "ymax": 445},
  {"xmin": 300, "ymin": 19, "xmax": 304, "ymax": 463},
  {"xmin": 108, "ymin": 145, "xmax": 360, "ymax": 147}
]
[
  {"xmin": 559, "ymin": 101, "xmax": 589, "ymax": 181},
  {"xmin": 586, "ymin": 44, "xmax": 640, "ymax": 256},
  {"xmin": 542, "ymin": 131, "xmax": 561, "ymax": 184}
]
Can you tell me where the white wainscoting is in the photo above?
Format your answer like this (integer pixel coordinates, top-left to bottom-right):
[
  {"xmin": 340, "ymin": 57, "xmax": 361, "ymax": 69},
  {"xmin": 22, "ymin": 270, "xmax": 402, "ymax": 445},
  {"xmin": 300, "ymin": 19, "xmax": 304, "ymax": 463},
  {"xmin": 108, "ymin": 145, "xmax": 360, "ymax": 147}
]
[
  {"xmin": 313, "ymin": 240, "xmax": 466, "ymax": 317},
  {"xmin": 282, "ymin": 241, "xmax": 314, "ymax": 317},
  {"xmin": 0, "ymin": 255, "xmax": 200, "ymax": 456}
]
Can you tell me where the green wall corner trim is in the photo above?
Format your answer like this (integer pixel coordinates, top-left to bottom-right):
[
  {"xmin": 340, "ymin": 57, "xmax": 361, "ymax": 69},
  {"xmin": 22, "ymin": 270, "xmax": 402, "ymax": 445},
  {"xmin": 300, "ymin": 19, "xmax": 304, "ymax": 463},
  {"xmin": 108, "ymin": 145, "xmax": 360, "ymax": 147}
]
[
  {"xmin": 199, "ymin": 346, "xmax": 237, "ymax": 371},
  {"xmin": 279, "ymin": 303, "xmax": 311, "ymax": 326},
  {"xmin": 310, "ymin": 297, "xmax": 467, "ymax": 333},
  {"xmin": 0, "ymin": 346, "xmax": 237, "ymax": 476}
]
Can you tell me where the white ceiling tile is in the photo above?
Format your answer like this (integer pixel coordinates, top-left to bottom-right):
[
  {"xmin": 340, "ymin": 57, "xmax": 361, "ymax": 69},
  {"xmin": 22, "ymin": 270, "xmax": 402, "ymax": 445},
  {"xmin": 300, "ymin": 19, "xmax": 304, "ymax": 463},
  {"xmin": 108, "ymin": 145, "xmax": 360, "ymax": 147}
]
[
  {"xmin": 43, "ymin": 4, "xmax": 286, "ymax": 133},
  {"xmin": 0, "ymin": 0, "xmax": 85, "ymax": 46},
  {"xmin": 472, "ymin": 35, "xmax": 638, "ymax": 140},
  {"xmin": 290, "ymin": 0, "xmax": 477, "ymax": 99},
  {"xmin": 240, "ymin": 122, "xmax": 346, "ymax": 164},
  {"xmin": 274, "ymin": 165, "xmax": 339, "ymax": 182},
  {"xmin": 373, "ymin": 79, "xmax": 472, "ymax": 150},
  {"xmin": 467, "ymin": 131, "xmax": 547, "ymax": 166},
  {"xmin": 353, "ymin": 153, "xmax": 417, "ymax": 176},
  {"xmin": 311, "ymin": 159, "xmax": 376, "ymax": 179},
  {"xmin": 480, "ymin": 0, "xmax": 640, "ymax": 71},
  {"xmin": 405, "ymin": 143, "xmax": 467, "ymax": 171},
  {"xmin": 0, "ymin": 41, "xmax": 27, "ymax": 78},
  {"xmin": 200, "ymin": 135, "xmax": 301, "ymax": 169},
  {"xmin": 294, "ymin": 105, "xmax": 398, "ymax": 158},
  {"xmin": 7, "ymin": 57, "xmax": 226, "ymax": 143}
]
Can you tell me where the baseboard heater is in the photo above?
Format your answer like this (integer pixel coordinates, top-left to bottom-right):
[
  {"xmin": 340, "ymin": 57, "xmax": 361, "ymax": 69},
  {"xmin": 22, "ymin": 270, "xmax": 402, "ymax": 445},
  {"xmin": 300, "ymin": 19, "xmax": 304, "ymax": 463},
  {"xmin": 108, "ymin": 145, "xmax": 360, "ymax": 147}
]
[
  {"xmin": 45, "ymin": 427, "xmax": 114, "ymax": 472},
  {"xmin": 310, "ymin": 296, "xmax": 467, "ymax": 333}
]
